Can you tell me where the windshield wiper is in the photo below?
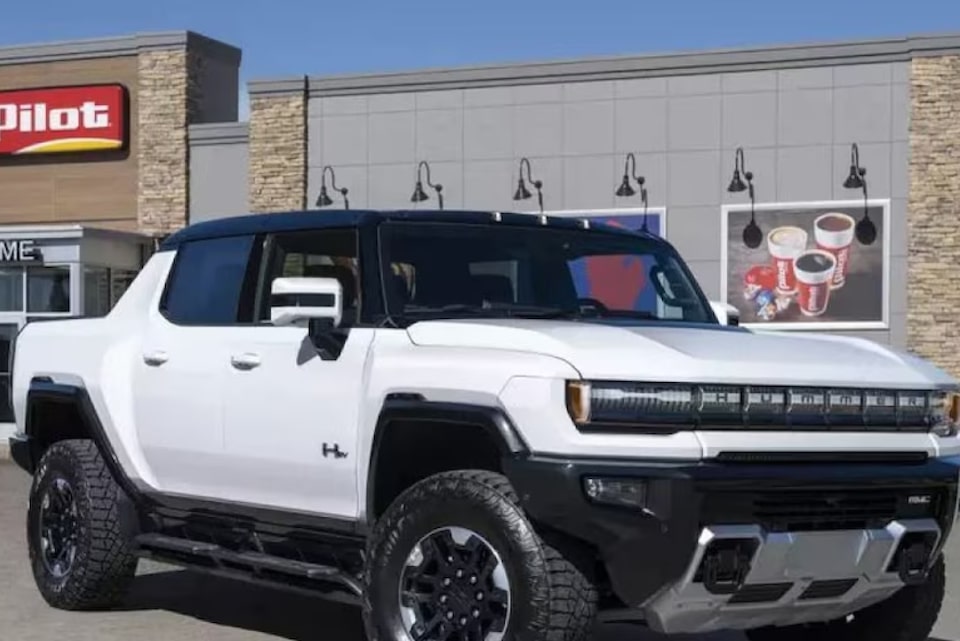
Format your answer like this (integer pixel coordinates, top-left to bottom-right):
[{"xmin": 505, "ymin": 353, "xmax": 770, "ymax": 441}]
[{"xmin": 400, "ymin": 303, "xmax": 582, "ymax": 320}]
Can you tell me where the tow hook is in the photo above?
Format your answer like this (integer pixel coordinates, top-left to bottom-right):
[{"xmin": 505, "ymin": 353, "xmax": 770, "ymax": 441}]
[
  {"xmin": 897, "ymin": 540, "xmax": 932, "ymax": 585},
  {"xmin": 701, "ymin": 540, "xmax": 756, "ymax": 595}
]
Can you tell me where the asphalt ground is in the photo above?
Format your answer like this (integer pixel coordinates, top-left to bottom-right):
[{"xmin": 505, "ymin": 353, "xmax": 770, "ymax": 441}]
[{"xmin": 0, "ymin": 461, "xmax": 956, "ymax": 641}]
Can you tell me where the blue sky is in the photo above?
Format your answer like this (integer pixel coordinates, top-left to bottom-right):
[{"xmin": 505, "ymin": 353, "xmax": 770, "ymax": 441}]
[{"xmin": 2, "ymin": 0, "xmax": 958, "ymax": 120}]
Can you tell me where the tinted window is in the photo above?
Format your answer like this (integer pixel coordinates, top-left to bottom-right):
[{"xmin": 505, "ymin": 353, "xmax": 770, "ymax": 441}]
[
  {"xmin": 257, "ymin": 229, "xmax": 359, "ymax": 325},
  {"xmin": 162, "ymin": 235, "xmax": 254, "ymax": 325}
]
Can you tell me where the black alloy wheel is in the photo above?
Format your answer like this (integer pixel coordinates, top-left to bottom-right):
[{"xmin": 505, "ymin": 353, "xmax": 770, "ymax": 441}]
[
  {"xmin": 399, "ymin": 526, "xmax": 511, "ymax": 641},
  {"xmin": 37, "ymin": 476, "xmax": 80, "ymax": 579}
]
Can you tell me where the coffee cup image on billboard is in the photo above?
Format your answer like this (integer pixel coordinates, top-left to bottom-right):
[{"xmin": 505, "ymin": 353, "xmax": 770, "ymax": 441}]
[{"xmin": 726, "ymin": 204, "xmax": 884, "ymax": 325}]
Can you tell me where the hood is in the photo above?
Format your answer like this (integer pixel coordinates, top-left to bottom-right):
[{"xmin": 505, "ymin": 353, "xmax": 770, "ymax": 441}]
[{"xmin": 405, "ymin": 318, "xmax": 956, "ymax": 389}]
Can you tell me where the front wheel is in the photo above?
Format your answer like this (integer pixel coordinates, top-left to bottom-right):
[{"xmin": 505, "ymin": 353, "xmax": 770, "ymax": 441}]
[
  {"xmin": 746, "ymin": 554, "xmax": 946, "ymax": 641},
  {"xmin": 362, "ymin": 470, "xmax": 598, "ymax": 641}
]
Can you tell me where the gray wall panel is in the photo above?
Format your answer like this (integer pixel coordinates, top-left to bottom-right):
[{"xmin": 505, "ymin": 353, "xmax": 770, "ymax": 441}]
[
  {"xmin": 464, "ymin": 107, "xmax": 513, "ymax": 160},
  {"xmin": 563, "ymin": 101, "xmax": 615, "ymax": 156},
  {"xmin": 669, "ymin": 95, "xmax": 722, "ymax": 151},
  {"xmin": 562, "ymin": 156, "xmax": 617, "ymax": 210},
  {"xmin": 514, "ymin": 104, "xmax": 563, "ymax": 157},
  {"xmin": 614, "ymin": 77, "xmax": 668, "ymax": 98},
  {"xmin": 416, "ymin": 109, "xmax": 464, "ymax": 162},
  {"xmin": 188, "ymin": 125, "xmax": 249, "ymax": 223},
  {"xmin": 322, "ymin": 115, "xmax": 368, "ymax": 165},
  {"xmin": 369, "ymin": 111, "xmax": 416, "ymax": 164},
  {"xmin": 463, "ymin": 160, "xmax": 516, "ymax": 212},
  {"xmin": 417, "ymin": 90, "xmax": 464, "ymax": 110},
  {"xmin": 778, "ymin": 89, "xmax": 834, "ymax": 146},
  {"xmin": 668, "ymin": 150, "xmax": 722, "ymax": 207},
  {"xmin": 722, "ymin": 92, "xmax": 777, "ymax": 149},
  {"xmin": 833, "ymin": 85, "xmax": 893, "ymax": 144},
  {"xmin": 891, "ymin": 82, "xmax": 910, "ymax": 141},
  {"xmin": 776, "ymin": 146, "xmax": 834, "ymax": 201},
  {"xmin": 615, "ymin": 98, "xmax": 668, "ymax": 152},
  {"xmin": 721, "ymin": 70, "xmax": 778, "ymax": 93}
]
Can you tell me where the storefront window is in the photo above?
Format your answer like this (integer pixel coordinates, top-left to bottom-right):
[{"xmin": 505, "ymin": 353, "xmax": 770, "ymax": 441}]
[
  {"xmin": 111, "ymin": 270, "xmax": 137, "ymax": 306},
  {"xmin": 27, "ymin": 265, "xmax": 71, "ymax": 314},
  {"xmin": 84, "ymin": 267, "xmax": 111, "ymax": 317},
  {"xmin": 0, "ymin": 268, "xmax": 23, "ymax": 312}
]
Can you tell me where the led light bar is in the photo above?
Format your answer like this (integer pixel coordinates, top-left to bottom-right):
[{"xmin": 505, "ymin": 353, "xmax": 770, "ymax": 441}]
[{"xmin": 566, "ymin": 380, "xmax": 960, "ymax": 434}]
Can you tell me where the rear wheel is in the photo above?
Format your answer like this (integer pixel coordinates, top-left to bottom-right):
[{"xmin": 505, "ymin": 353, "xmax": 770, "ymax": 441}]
[
  {"xmin": 27, "ymin": 439, "xmax": 138, "ymax": 610},
  {"xmin": 362, "ymin": 470, "xmax": 598, "ymax": 641},
  {"xmin": 746, "ymin": 555, "xmax": 946, "ymax": 641}
]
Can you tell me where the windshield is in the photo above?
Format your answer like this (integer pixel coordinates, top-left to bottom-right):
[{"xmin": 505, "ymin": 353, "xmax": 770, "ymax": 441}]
[{"xmin": 378, "ymin": 221, "xmax": 714, "ymax": 324}]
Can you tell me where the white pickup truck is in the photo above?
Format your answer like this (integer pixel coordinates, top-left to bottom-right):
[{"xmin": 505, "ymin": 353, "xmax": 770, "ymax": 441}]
[{"xmin": 7, "ymin": 209, "xmax": 960, "ymax": 641}]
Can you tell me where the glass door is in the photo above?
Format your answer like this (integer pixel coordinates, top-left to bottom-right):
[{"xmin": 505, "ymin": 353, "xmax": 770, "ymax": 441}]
[{"xmin": 0, "ymin": 319, "xmax": 22, "ymax": 424}]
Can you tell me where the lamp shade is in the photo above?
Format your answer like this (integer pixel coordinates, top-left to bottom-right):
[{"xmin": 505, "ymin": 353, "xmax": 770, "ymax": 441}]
[
  {"xmin": 316, "ymin": 185, "xmax": 334, "ymax": 207},
  {"xmin": 844, "ymin": 165, "xmax": 864, "ymax": 189},
  {"xmin": 411, "ymin": 180, "xmax": 429, "ymax": 203},
  {"xmin": 727, "ymin": 169, "xmax": 747, "ymax": 193},
  {"xmin": 513, "ymin": 178, "xmax": 532, "ymax": 201},
  {"xmin": 615, "ymin": 175, "xmax": 636, "ymax": 197}
]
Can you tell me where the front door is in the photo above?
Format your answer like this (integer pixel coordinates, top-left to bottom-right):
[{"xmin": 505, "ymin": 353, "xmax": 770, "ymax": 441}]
[{"xmin": 217, "ymin": 227, "xmax": 368, "ymax": 519}]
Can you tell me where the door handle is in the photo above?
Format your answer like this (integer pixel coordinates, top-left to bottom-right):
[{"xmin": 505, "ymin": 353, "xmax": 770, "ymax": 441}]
[
  {"xmin": 142, "ymin": 350, "xmax": 169, "ymax": 366},
  {"xmin": 230, "ymin": 353, "xmax": 261, "ymax": 370}
]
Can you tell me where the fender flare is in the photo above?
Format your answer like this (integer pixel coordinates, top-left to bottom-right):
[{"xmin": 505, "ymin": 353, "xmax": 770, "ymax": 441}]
[
  {"xmin": 22, "ymin": 377, "xmax": 144, "ymax": 504},
  {"xmin": 364, "ymin": 396, "xmax": 529, "ymax": 522}
]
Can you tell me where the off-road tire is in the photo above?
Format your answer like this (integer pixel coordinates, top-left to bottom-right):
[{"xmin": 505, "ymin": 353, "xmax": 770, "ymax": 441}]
[
  {"xmin": 362, "ymin": 470, "xmax": 598, "ymax": 641},
  {"xmin": 27, "ymin": 439, "xmax": 139, "ymax": 610},
  {"xmin": 746, "ymin": 554, "xmax": 946, "ymax": 641}
]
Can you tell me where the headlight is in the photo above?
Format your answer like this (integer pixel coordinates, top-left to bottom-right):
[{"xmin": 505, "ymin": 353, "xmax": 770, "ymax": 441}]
[
  {"xmin": 930, "ymin": 391, "xmax": 960, "ymax": 437},
  {"xmin": 566, "ymin": 380, "xmax": 960, "ymax": 435}
]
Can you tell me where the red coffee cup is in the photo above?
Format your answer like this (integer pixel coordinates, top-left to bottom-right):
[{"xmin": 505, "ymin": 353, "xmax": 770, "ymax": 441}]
[
  {"xmin": 766, "ymin": 226, "xmax": 808, "ymax": 294},
  {"xmin": 814, "ymin": 212, "xmax": 855, "ymax": 290},
  {"xmin": 793, "ymin": 249, "xmax": 837, "ymax": 317}
]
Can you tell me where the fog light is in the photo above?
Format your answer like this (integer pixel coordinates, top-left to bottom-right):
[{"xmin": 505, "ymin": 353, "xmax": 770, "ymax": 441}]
[{"xmin": 583, "ymin": 477, "xmax": 647, "ymax": 510}]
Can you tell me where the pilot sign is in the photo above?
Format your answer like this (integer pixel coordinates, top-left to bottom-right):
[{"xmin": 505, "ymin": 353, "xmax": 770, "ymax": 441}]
[{"xmin": 0, "ymin": 239, "xmax": 38, "ymax": 262}]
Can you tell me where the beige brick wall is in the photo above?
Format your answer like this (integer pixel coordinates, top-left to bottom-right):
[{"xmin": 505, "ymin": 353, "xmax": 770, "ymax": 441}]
[
  {"xmin": 248, "ymin": 90, "xmax": 307, "ymax": 213},
  {"xmin": 907, "ymin": 55, "xmax": 960, "ymax": 377},
  {"xmin": 137, "ymin": 49, "xmax": 192, "ymax": 235}
]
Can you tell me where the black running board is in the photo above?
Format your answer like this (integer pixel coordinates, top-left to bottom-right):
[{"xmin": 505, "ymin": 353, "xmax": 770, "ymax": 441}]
[{"xmin": 134, "ymin": 533, "xmax": 363, "ymax": 602}]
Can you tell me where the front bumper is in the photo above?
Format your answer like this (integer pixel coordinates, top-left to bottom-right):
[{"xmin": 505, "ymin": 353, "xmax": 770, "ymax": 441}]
[{"xmin": 502, "ymin": 455, "xmax": 959, "ymax": 634}]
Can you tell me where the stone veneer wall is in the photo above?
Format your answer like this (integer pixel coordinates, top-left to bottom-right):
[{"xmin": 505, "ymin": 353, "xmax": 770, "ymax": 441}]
[
  {"xmin": 137, "ymin": 49, "xmax": 194, "ymax": 235},
  {"xmin": 248, "ymin": 82, "xmax": 307, "ymax": 213},
  {"xmin": 907, "ymin": 55, "xmax": 960, "ymax": 378}
]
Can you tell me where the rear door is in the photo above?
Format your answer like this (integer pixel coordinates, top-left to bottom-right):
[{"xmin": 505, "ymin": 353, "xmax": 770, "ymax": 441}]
[{"xmin": 132, "ymin": 234, "xmax": 258, "ymax": 497}]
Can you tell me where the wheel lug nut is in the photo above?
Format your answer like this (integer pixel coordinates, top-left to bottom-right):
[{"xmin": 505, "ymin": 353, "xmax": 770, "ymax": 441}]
[
  {"xmin": 446, "ymin": 611, "xmax": 454, "ymax": 620},
  {"xmin": 447, "ymin": 556, "xmax": 454, "ymax": 563},
  {"xmin": 460, "ymin": 616, "xmax": 468, "ymax": 626},
  {"xmin": 439, "ymin": 594, "xmax": 448, "ymax": 604},
  {"xmin": 443, "ymin": 577, "xmax": 452, "ymax": 586},
  {"xmin": 456, "ymin": 569, "xmax": 464, "ymax": 578},
  {"xmin": 472, "ymin": 608, "xmax": 480, "ymax": 618},
  {"xmin": 476, "ymin": 591, "xmax": 484, "ymax": 601},
  {"xmin": 470, "ymin": 575, "xmax": 478, "ymax": 584}
]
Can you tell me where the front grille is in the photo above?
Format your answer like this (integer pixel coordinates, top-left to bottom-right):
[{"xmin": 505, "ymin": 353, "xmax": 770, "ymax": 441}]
[
  {"xmin": 799, "ymin": 579, "xmax": 858, "ymax": 600},
  {"xmin": 702, "ymin": 487, "xmax": 944, "ymax": 532},
  {"xmin": 728, "ymin": 583, "xmax": 793, "ymax": 604}
]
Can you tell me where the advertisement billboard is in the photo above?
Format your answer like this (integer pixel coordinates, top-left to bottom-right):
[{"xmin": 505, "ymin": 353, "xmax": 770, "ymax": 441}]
[
  {"xmin": 721, "ymin": 200, "xmax": 890, "ymax": 330},
  {"xmin": 0, "ymin": 84, "xmax": 128, "ymax": 156}
]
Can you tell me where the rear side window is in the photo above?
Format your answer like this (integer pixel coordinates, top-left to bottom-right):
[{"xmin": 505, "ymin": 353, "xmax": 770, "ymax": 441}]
[{"xmin": 161, "ymin": 235, "xmax": 254, "ymax": 325}]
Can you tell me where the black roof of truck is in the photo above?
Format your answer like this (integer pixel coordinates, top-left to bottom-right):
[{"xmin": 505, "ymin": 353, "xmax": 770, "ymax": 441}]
[{"xmin": 158, "ymin": 209, "xmax": 657, "ymax": 251}]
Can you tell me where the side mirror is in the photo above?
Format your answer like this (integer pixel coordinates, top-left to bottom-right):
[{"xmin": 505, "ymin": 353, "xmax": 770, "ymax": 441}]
[
  {"xmin": 709, "ymin": 300, "xmax": 740, "ymax": 327},
  {"xmin": 270, "ymin": 277, "xmax": 343, "ymax": 328}
]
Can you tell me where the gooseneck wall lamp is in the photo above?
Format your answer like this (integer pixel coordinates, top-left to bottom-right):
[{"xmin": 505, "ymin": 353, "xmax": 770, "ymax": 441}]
[
  {"xmin": 842, "ymin": 143, "xmax": 876, "ymax": 245},
  {"xmin": 316, "ymin": 165, "xmax": 349, "ymax": 209},
  {"xmin": 615, "ymin": 152, "xmax": 650, "ymax": 231},
  {"xmin": 411, "ymin": 160, "xmax": 444, "ymax": 210},
  {"xmin": 513, "ymin": 157, "xmax": 544, "ymax": 213},
  {"xmin": 728, "ymin": 147, "xmax": 761, "ymax": 248}
]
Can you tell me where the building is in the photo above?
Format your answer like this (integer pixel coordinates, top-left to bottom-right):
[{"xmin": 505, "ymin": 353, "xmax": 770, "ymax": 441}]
[
  {"xmin": 0, "ymin": 31, "xmax": 241, "ymax": 438},
  {"xmin": 3, "ymin": 29, "xmax": 960, "ymax": 446}
]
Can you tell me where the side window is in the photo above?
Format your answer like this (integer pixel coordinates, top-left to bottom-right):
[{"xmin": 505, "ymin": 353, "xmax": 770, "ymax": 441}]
[
  {"xmin": 258, "ymin": 229, "xmax": 359, "ymax": 325},
  {"xmin": 161, "ymin": 235, "xmax": 255, "ymax": 325}
]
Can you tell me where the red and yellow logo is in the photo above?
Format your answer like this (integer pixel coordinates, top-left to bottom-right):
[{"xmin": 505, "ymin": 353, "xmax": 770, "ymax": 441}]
[{"xmin": 0, "ymin": 84, "xmax": 127, "ymax": 156}]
